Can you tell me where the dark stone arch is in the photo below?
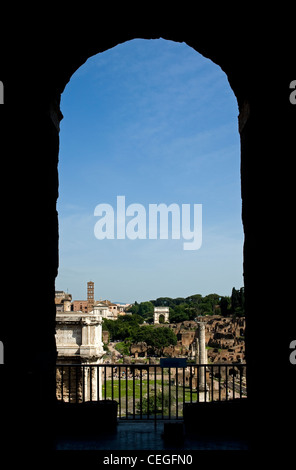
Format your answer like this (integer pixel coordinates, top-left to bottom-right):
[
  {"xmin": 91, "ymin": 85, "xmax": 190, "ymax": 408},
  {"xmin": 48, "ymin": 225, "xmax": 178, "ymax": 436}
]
[{"xmin": 1, "ymin": 14, "xmax": 295, "ymax": 456}]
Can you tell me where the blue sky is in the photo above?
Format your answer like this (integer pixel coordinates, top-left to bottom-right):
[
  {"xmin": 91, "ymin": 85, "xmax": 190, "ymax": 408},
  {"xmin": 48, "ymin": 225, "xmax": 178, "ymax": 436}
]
[{"xmin": 55, "ymin": 38, "xmax": 244, "ymax": 303}]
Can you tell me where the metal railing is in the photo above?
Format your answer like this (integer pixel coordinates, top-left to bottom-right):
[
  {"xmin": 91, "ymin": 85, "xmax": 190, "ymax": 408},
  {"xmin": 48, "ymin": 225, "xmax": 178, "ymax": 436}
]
[{"xmin": 56, "ymin": 362, "xmax": 247, "ymax": 420}]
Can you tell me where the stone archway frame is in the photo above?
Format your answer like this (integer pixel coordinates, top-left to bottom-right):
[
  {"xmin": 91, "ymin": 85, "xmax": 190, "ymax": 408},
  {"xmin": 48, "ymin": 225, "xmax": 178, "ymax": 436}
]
[
  {"xmin": 16, "ymin": 28, "xmax": 265, "ymax": 422},
  {"xmin": 154, "ymin": 307, "xmax": 170, "ymax": 324},
  {"xmin": 3, "ymin": 15, "xmax": 295, "ymax": 454}
]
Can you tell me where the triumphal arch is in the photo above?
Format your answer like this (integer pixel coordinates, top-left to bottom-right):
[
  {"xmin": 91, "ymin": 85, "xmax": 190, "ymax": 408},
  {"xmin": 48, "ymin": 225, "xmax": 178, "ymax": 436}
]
[{"xmin": 154, "ymin": 307, "xmax": 169, "ymax": 324}]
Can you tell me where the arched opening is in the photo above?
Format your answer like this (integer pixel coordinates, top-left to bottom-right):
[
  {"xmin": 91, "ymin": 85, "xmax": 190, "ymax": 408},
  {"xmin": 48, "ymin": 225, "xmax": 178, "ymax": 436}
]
[{"xmin": 159, "ymin": 314, "xmax": 165, "ymax": 324}]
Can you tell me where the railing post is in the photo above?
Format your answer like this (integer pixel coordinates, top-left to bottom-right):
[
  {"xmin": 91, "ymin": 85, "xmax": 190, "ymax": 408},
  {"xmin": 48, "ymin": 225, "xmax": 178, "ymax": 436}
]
[
  {"xmin": 168, "ymin": 368, "xmax": 171, "ymax": 420},
  {"xmin": 232, "ymin": 367, "xmax": 235, "ymax": 400},
  {"xmin": 154, "ymin": 366, "xmax": 157, "ymax": 425},
  {"xmin": 125, "ymin": 366, "xmax": 128, "ymax": 419},
  {"xmin": 140, "ymin": 367, "xmax": 143, "ymax": 419},
  {"xmin": 112, "ymin": 365, "xmax": 114, "ymax": 402},
  {"xmin": 217, "ymin": 365, "xmax": 220, "ymax": 401},
  {"xmin": 147, "ymin": 367, "xmax": 149, "ymax": 419},
  {"xmin": 225, "ymin": 365, "xmax": 228, "ymax": 401},
  {"xmin": 89, "ymin": 366, "xmax": 92, "ymax": 401},
  {"xmin": 97, "ymin": 364, "xmax": 100, "ymax": 401},
  {"xmin": 182, "ymin": 367, "xmax": 185, "ymax": 412},
  {"xmin": 118, "ymin": 365, "xmax": 121, "ymax": 418},
  {"xmin": 211, "ymin": 365, "xmax": 214, "ymax": 401},
  {"xmin": 104, "ymin": 365, "xmax": 107, "ymax": 400},
  {"xmin": 133, "ymin": 367, "xmax": 136, "ymax": 419},
  {"xmin": 68, "ymin": 365, "xmax": 71, "ymax": 402},
  {"xmin": 61, "ymin": 365, "xmax": 64, "ymax": 402}
]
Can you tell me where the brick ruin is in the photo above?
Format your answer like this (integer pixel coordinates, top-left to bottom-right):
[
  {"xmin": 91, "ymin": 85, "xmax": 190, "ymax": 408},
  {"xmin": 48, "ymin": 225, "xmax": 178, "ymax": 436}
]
[{"xmin": 129, "ymin": 316, "xmax": 246, "ymax": 364}]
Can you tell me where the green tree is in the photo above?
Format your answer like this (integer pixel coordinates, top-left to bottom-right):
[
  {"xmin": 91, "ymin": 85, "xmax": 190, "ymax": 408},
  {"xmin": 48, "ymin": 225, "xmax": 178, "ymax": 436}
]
[
  {"xmin": 170, "ymin": 305, "xmax": 189, "ymax": 323},
  {"xmin": 128, "ymin": 302, "xmax": 139, "ymax": 315},
  {"xmin": 149, "ymin": 327, "xmax": 177, "ymax": 355},
  {"xmin": 138, "ymin": 301, "xmax": 154, "ymax": 320},
  {"xmin": 133, "ymin": 325, "xmax": 177, "ymax": 356},
  {"xmin": 185, "ymin": 294, "xmax": 202, "ymax": 304},
  {"xmin": 103, "ymin": 315, "xmax": 143, "ymax": 342},
  {"xmin": 133, "ymin": 325, "xmax": 153, "ymax": 344},
  {"xmin": 220, "ymin": 296, "xmax": 231, "ymax": 316},
  {"xmin": 154, "ymin": 297, "xmax": 173, "ymax": 308},
  {"xmin": 137, "ymin": 392, "xmax": 170, "ymax": 415},
  {"xmin": 231, "ymin": 287, "xmax": 245, "ymax": 317}
]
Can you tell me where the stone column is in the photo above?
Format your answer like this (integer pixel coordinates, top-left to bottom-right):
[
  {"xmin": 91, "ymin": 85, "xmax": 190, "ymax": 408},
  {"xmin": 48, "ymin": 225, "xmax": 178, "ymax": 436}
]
[
  {"xmin": 89, "ymin": 360, "xmax": 103, "ymax": 401},
  {"xmin": 90, "ymin": 363, "xmax": 97, "ymax": 401},
  {"xmin": 83, "ymin": 365, "xmax": 90, "ymax": 401},
  {"xmin": 197, "ymin": 322, "xmax": 206, "ymax": 365},
  {"xmin": 196, "ymin": 321, "xmax": 208, "ymax": 401}
]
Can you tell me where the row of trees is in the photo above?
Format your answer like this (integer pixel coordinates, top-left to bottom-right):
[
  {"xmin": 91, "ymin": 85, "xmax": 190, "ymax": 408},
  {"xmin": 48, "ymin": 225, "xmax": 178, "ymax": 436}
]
[
  {"xmin": 128, "ymin": 287, "xmax": 245, "ymax": 323},
  {"xmin": 103, "ymin": 314, "xmax": 177, "ymax": 355}
]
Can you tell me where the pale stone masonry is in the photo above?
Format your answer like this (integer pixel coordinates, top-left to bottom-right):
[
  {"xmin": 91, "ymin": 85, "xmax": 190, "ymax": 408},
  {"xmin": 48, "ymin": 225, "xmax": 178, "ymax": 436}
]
[
  {"xmin": 154, "ymin": 306, "xmax": 170, "ymax": 324},
  {"xmin": 55, "ymin": 306, "xmax": 104, "ymax": 401},
  {"xmin": 196, "ymin": 321, "xmax": 209, "ymax": 401}
]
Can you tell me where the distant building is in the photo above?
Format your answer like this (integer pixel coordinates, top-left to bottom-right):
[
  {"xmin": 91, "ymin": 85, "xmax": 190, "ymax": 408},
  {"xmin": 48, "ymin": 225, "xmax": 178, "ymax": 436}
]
[
  {"xmin": 93, "ymin": 301, "xmax": 118, "ymax": 320},
  {"xmin": 72, "ymin": 300, "xmax": 88, "ymax": 313},
  {"xmin": 56, "ymin": 282, "xmax": 129, "ymax": 319},
  {"xmin": 87, "ymin": 281, "xmax": 94, "ymax": 313},
  {"xmin": 116, "ymin": 303, "xmax": 131, "ymax": 315},
  {"xmin": 55, "ymin": 291, "xmax": 72, "ymax": 313}
]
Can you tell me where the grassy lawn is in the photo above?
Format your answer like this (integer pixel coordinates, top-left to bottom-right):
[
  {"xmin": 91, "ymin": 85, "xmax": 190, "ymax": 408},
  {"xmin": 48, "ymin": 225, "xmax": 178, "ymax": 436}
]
[{"xmin": 102, "ymin": 378, "xmax": 197, "ymax": 403}]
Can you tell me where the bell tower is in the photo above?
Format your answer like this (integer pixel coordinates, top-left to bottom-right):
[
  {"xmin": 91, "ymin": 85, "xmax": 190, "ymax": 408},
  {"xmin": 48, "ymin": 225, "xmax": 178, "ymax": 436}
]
[{"xmin": 87, "ymin": 281, "xmax": 94, "ymax": 313}]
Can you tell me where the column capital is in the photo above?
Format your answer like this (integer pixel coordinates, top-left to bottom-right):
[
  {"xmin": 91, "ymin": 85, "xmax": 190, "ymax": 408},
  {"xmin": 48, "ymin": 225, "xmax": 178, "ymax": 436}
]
[{"xmin": 197, "ymin": 321, "xmax": 205, "ymax": 331}]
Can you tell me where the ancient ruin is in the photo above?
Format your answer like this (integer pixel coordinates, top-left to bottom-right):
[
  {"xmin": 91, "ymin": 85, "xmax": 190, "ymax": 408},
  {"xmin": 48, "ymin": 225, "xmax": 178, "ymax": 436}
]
[
  {"xmin": 55, "ymin": 306, "xmax": 104, "ymax": 401},
  {"xmin": 130, "ymin": 316, "xmax": 246, "ymax": 363},
  {"xmin": 154, "ymin": 306, "xmax": 170, "ymax": 324}
]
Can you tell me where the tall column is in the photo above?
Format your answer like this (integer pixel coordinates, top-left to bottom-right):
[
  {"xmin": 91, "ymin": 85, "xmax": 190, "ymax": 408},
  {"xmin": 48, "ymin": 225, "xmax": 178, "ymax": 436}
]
[
  {"xmin": 198, "ymin": 322, "xmax": 206, "ymax": 364},
  {"xmin": 84, "ymin": 365, "xmax": 89, "ymax": 401},
  {"xmin": 90, "ymin": 360, "xmax": 103, "ymax": 401},
  {"xmin": 87, "ymin": 281, "xmax": 94, "ymax": 313},
  {"xmin": 196, "ymin": 321, "xmax": 208, "ymax": 401}
]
